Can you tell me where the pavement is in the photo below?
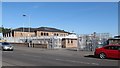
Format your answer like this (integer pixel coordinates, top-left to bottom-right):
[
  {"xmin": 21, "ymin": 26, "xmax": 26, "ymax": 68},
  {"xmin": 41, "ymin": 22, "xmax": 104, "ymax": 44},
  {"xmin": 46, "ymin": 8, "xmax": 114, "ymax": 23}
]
[{"xmin": 1, "ymin": 45, "xmax": 119, "ymax": 66}]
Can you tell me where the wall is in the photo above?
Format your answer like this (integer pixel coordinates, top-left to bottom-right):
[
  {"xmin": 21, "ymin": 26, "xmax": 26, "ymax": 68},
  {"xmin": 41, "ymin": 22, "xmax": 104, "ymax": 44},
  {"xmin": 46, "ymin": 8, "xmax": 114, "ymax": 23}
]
[
  {"xmin": 14, "ymin": 31, "xmax": 35, "ymax": 37},
  {"xmin": 37, "ymin": 31, "xmax": 68, "ymax": 37},
  {"xmin": 62, "ymin": 38, "xmax": 77, "ymax": 48}
]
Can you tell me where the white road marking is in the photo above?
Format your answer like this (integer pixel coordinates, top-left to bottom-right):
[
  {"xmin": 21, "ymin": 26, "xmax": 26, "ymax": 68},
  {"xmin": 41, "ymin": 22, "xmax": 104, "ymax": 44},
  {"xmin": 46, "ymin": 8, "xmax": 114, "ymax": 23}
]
[
  {"xmin": 21, "ymin": 54, "xmax": 100, "ymax": 65},
  {"xmin": 21, "ymin": 54, "xmax": 40, "ymax": 58},
  {"xmin": 55, "ymin": 58, "xmax": 99, "ymax": 65},
  {"xmin": 85, "ymin": 57, "xmax": 118, "ymax": 62},
  {"xmin": 91, "ymin": 63, "xmax": 99, "ymax": 65},
  {"xmin": 87, "ymin": 58, "xmax": 94, "ymax": 59},
  {"xmin": 105, "ymin": 59, "xmax": 118, "ymax": 62}
]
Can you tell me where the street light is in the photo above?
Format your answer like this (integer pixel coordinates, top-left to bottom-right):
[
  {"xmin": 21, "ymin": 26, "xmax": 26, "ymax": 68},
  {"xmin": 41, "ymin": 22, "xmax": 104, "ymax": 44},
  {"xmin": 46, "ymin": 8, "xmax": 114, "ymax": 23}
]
[
  {"xmin": 22, "ymin": 14, "xmax": 31, "ymax": 36},
  {"xmin": 10, "ymin": 28, "xmax": 12, "ymax": 37},
  {"xmin": 22, "ymin": 14, "xmax": 31, "ymax": 47},
  {"xmin": 51, "ymin": 34, "xmax": 55, "ymax": 49},
  {"xmin": 77, "ymin": 34, "xmax": 80, "ymax": 51},
  {"xmin": 22, "ymin": 14, "xmax": 31, "ymax": 34},
  {"xmin": 22, "ymin": 14, "xmax": 26, "ymax": 33}
]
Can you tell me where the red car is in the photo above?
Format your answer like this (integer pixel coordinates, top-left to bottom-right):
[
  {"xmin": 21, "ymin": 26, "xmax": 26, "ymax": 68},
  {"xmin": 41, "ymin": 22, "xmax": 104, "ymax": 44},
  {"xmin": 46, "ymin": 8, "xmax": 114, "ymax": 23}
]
[{"xmin": 94, "ymin": 44, "xmax": 120, "ymax": 59}]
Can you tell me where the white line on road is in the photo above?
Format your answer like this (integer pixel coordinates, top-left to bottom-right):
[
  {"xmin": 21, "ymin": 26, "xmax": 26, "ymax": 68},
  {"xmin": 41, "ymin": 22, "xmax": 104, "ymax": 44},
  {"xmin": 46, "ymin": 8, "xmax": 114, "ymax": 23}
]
[
  {"xmin": 55, "ymin": 58, "xmax": 99, "ymax": 65},
  {"xmin": 84, "ymin": 57, "xmax": 118, "ymax": 62},
  {"xmin": 21, "ymin": 53, "xmax": 100, "ymax": 65}
]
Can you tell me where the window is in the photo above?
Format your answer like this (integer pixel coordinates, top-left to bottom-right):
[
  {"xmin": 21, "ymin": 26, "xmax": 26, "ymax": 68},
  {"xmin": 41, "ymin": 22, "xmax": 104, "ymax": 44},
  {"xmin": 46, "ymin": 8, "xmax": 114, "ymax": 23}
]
[
  {"xmin": 2, "ymin": 42, "xmax": 10, "ymax": 45},
  {"xmin": 21, "ymin": 33, "xmax": 23, "ymax": 36},
  {"xmin": 113, "ymin": 46, "xmax": 118, "ymax": 50},
  {"xmin": 105, "ymin": 46, "xmax": 118, "ymax": 50},
  {"xmin": 46, "ymin": 33, "xmax": 49, "ymax": 36},
  {"xmin": 71, "ymin": 40, "xmax": 73, "ymax": 43},
  {"xmin": 41, "ymin": 33, "xmax": 43, "ymax": 36},
  {"xmin": 118, "ymin": 46, "xmax": 120, "ymax": 50},
  {"xmin": 44, "ymin": 33, "xmax": 46, "ymax": 36},
  {"xmin": 104, "ymin": 46, "xmax": 111, "ymax": 49},
  {"xmin": 54, "ymin": 33, "xmax": 56, "ymax": 36},
  {"xmin": 68, "ymin": 40, "xmax": 69, "ymax": 43}
]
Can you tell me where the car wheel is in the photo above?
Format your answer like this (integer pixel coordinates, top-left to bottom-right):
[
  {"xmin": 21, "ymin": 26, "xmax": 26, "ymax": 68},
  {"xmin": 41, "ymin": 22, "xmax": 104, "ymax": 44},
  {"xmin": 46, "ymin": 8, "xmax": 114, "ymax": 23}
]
[{"xmin": 99, "ymin": 53, "xmax": 106, "ymax": 59}]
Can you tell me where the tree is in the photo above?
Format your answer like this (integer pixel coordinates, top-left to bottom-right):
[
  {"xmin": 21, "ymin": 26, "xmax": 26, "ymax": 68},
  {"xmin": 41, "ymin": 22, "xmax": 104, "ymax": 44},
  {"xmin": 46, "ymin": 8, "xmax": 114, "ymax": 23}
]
[
  {"xmin": 0, "ymin": 27, "xmax": 11, "ymax": 36},
  {"xmin": 0, "ymin": 27, "xmax": 2, "ymax": 33}
]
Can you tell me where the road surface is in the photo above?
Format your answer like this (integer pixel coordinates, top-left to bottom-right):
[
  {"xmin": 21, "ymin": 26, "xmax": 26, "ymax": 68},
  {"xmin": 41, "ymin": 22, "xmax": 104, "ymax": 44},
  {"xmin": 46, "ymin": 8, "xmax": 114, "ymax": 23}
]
[{"xmin": 2, "ymin": 45, "xmax": 119, "ymax": 67}]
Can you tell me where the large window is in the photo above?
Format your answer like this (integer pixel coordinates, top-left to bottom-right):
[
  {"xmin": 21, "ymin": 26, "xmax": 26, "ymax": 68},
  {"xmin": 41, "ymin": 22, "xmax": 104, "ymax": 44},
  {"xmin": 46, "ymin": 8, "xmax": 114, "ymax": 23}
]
[
  {"xmin": 57, "ymin": 34, "xmax": 59, "ymax": 36},
  {"xmin": 71, "ymin": 40, "xmax": 73, "ymax": 43},
  {"xmin": 68, "ymin": 40, "xmax": 69, "ymax": 43},
  {"xmin": 44, "ymin": 33, "xmax": 46, "ymax": 36},
  {"xmin": 54, "ymin": 33, "xmax": 56, "ymax": 36},
  {"xmin": 46, "ymin": 33, "xmax": 49, "ymax": 36},
  {"xmin": 41, "ymin": 32, "xmax": 43, "ymax": 36}
]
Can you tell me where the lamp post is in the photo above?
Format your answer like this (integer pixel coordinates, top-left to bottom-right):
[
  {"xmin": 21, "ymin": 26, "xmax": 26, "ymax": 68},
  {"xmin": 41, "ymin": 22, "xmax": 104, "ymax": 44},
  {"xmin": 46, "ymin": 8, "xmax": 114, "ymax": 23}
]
[
  {"xmin": 23, "ymin": 14, "xmax": 31, "ymax": 34},
  {"xmin": 23, "ymin": 14, "xmax": 31, "ymax": 47},
  {"xmin": 10, "ymin": 28, "xmax": 12, "ymax": 37},
  {"xmin": 29, "ymin": 15, "xmax": 31, "ymax": 34},
  {"xmin": 77, "ymin": 34, "xmax": 80, "ymax": 51},
  {"xmin": 51, "ymin": 34, "xmax": 54, "ymax": 49},
  {"xmin": 22, "ymin": 14, "xmax": 26, "ymax": 33}
]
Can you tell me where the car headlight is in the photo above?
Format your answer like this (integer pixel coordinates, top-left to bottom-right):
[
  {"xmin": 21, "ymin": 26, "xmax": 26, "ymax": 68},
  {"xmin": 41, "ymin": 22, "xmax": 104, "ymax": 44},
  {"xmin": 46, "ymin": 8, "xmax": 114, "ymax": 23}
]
[{"xmin": 3, "ymin": 46, "xmax": 9, "ymax": 49}]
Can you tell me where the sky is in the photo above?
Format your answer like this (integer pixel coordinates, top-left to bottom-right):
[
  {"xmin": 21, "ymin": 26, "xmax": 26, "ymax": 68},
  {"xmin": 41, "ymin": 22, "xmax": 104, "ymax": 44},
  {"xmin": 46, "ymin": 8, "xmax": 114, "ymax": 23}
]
[
  {"xmin": 0, "ymin": 2, "xmax": 2, "ymax": 27},
  {"xmin": 2, "ymin": 0, "xmax": 120, "ymax": 2},
  {"xmin": 2, "ymin": 2, "xmax": 118, "ymax": 35}
]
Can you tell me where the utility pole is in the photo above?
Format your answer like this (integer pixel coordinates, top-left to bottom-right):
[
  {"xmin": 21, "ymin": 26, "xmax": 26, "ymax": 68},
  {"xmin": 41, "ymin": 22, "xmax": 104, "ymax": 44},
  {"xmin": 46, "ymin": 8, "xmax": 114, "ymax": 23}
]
[
  {"xmin": 1, "ymin": 25, "xmax": 4, "ymax": 37},
  {"xmin": 28, "ymin": 15, "xmax": 31, "ymax": 36},
  {"xmin": 22, "ymin": 15, "xmax": 26, "ymax": 33},
  {"xmin": 77, "ymin": 34, "xmax": 80, "ymax": 51},
  {"xmin": 10, "ymin": 28, "xmax": 12, "ymax": 37},
  {"xmin": 23, "ymin": 14, "xmax": 31, "ymax": 47},
  {"xmin": 52, "ymin": 35, "xmax": 54, "ymax": 49}
]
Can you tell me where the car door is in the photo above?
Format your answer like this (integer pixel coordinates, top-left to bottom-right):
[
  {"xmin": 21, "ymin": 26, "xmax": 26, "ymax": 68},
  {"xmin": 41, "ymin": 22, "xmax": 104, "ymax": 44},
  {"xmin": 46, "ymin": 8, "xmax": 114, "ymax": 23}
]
[
  {"xmin": 118, "ymin": 46, "xmax": 120, "ymax": 59},
  {"xmin": 104, "ymin": 46, "xmax": 118, "ymax": 58},
  {"xmin": 108, "ymin": 46, "xmax": 119, "ymax": 58},
  {"xmin": 112, "ymin": 46, "xmax": 119, "ymax": 58}
]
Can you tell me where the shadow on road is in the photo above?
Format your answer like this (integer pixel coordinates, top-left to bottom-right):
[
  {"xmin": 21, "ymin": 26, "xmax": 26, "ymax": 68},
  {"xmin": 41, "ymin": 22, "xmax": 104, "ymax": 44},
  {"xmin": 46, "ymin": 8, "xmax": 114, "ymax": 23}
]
[
  {"xmin": 84, "ymin": 55, "xmax": 97, "ymax": 58},
  {"xmin": 66, "ymin": 49, "xmax": 77, "ymax": 51},
  {"xmin": 84, "ymin": 55, "xmax": 120, "ymax": 60}
]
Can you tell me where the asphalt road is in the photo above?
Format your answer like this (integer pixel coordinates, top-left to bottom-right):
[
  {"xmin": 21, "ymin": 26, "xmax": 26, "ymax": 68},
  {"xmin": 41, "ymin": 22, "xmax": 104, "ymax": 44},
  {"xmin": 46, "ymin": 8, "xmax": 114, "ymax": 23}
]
[{"xmin": 2, "ymin": 45, "xmax": 119, "ymax": 66}]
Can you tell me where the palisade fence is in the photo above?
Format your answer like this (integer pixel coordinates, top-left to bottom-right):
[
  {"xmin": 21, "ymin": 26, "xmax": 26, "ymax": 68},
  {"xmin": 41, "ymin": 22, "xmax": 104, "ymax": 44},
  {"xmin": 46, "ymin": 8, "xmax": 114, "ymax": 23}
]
[
  {"xmin": 3, "ymin": 36, "xmax": 63, "ymax": 49},
  {"xmin": 78, "ymin": 33, "xmax": 111, "ymax": 51},
  {"xmin": 3, "ymin": 33, "xmax": 111, "ymax": 51}
]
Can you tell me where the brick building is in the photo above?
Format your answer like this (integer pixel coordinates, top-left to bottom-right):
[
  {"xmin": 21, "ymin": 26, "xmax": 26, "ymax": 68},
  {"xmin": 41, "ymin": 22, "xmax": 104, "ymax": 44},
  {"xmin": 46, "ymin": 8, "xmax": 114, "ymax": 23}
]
[
  {"xmin": 3, "ymin": 27, "xmax": 69, "ymax": 37},
  {"xmin": 62, "ymin": 34, "xmax": 77, "ymax": 48},
  {"xmin": 3, "ymin": 27, "xmax": 78, "ymax": 48}
]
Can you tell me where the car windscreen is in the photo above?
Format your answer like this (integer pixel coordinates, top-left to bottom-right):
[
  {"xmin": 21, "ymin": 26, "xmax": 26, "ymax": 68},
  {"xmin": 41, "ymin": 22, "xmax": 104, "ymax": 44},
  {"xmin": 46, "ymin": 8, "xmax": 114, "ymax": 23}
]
[
  {"xmin": 2, "ymin": 42, "xmax": 10, "ymax": 45},
  {"xmin": 96, "ymin": 44, "xmax": 104, "ymax": 48}
]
